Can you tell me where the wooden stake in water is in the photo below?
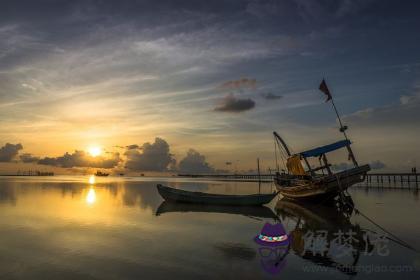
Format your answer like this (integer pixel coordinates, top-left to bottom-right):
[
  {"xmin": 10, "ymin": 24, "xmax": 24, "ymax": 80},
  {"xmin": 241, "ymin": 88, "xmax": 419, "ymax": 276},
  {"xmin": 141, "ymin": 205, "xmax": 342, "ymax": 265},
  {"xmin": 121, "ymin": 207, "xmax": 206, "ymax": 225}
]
[{"xmin": 257, "ymin": 158, "xmax": 261, "ymax": 194}]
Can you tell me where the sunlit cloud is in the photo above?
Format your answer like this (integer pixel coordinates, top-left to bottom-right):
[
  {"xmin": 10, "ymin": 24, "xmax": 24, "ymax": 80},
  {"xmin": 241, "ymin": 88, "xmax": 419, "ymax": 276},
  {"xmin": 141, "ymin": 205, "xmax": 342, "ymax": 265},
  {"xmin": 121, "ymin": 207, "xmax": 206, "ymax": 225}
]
[{"xmin": 0, "ymin": 1, "xmax": 419, "ymax": 172}]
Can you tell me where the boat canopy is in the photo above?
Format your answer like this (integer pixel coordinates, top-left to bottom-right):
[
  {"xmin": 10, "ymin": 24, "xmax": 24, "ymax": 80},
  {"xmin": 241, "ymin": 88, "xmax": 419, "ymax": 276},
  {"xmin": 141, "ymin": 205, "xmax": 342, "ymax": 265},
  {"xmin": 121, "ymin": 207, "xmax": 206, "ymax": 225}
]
[{"xmin": 299, "ymin": 140, "xmax": 351, "ymax": 158}]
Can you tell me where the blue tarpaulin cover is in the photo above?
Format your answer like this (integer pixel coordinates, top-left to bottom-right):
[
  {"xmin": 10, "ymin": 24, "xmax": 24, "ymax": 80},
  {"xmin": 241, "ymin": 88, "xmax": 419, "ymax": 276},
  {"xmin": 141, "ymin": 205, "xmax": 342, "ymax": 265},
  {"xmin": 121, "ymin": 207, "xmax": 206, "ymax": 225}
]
[{"xmin": 299, "ymin": 140, "xmax": 351, "ymax": 158}]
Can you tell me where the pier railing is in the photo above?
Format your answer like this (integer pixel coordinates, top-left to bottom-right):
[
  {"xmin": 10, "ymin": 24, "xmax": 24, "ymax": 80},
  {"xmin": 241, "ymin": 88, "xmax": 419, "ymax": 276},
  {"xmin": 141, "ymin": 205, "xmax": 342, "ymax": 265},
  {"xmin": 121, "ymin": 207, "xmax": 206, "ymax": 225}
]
[
  {"xmin": 177, "ymin": 174, "xmax": 274, "ymax": 182},
  {"xmin": 364, "ymin": 173, "xmax": 419, "ymax": 188},
  {"xmin": 178, "ymin": 173, "xmax": 419, "ymax": 188}
]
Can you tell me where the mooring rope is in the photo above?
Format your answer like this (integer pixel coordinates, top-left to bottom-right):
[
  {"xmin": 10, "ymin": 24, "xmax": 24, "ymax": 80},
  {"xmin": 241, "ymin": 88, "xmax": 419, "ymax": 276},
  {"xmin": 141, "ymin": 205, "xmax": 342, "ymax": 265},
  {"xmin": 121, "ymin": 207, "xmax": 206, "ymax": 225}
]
[{"xmin": 335, "ymin": 174, "xmax": 419, "ymax": 253}]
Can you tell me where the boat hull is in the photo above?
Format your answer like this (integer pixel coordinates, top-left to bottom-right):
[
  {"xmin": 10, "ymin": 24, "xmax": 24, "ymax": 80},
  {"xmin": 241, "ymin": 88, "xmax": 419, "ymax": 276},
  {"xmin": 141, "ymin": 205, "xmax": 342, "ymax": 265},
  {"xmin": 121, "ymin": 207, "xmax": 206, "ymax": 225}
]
[
  {"xmin": 157, "ymin": 184, "xmax": 278, "ymax": 206},
  {"xmin": 274, "ymin": 164, "xmax": 370, "ymax": 200}
]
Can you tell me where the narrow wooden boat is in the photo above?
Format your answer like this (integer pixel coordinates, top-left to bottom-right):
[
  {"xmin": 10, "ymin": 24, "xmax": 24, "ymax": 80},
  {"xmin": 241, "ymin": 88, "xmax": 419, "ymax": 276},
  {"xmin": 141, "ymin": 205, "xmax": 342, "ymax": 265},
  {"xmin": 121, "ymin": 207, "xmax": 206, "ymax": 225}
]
[
  {"xmin": 156, "ymin": 184, "xmax": 278, "ymax": 206},
  {"xmin": 156, "ymin": 201, "xmax": 278, "ymax": 220}
]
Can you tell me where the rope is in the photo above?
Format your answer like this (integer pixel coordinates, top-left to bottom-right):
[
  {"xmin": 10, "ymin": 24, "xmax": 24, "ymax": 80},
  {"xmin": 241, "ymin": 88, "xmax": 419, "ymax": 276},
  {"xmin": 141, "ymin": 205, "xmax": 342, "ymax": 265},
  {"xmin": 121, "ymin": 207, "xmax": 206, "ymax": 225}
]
[
  {"xmin": 335, "ymin": 174, "xmax": 419, "ymax": 253},
  {"xmin": 354, "ymin": 208, "xmax": 418, "ymax": 253},
  {"xmin": 274, "ymin": 136, "xmax": 280, "ymax": 172}
]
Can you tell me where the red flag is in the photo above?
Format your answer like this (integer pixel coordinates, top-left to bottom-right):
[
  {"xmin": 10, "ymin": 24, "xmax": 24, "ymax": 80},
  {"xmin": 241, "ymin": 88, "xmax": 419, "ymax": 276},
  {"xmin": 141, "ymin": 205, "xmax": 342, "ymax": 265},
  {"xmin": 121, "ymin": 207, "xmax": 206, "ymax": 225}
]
[{"xmin": 319, "ymin": 79, "xmax": 332, "ymax": 102}]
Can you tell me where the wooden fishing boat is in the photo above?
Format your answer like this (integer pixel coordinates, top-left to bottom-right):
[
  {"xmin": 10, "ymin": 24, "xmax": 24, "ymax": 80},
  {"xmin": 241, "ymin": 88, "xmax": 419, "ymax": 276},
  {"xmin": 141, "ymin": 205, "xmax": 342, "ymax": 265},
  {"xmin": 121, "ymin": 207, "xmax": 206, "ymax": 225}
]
[
  {"xmin": 273, "ymin": 133, "xmax": 370, "ymax": 200},
  {"xmin": 272, "ymin": 80, "xmax": 370, "ymax": 201},
  {"xmin": 156, "ymin": 184, "xmax": 278, "ymax": 206}
]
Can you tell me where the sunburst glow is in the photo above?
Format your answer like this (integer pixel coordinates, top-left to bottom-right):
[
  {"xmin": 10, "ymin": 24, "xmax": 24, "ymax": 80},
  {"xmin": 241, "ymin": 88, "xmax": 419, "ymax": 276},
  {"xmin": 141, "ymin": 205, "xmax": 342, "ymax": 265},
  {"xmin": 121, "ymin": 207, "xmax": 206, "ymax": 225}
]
[
  {"xmin": 89, "ymin": 175, "xmax": 95, "ymax": 184},
  {"xmin": 88, "ymin": 146, "xmax": 102, "ymax": 157}
]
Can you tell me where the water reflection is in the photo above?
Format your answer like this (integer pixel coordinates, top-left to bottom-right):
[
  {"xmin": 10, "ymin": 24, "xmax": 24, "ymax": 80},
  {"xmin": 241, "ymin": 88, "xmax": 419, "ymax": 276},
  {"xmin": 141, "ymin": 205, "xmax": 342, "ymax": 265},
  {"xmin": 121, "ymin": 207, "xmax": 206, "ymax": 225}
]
[
  {"xmin": 0, "ymin": 178, "xmax": 418, "ymax": 279},
  {"xmin": 0, "ymin": 184, "xmax": 16, "ymax": 205},
  {"xmin": 214, "ymin": 242, "xmax": 256, "ymax": 260},
  {"xmin": 276, "ymin": 198, "xmax": 373, "ymax": 275},
  {"xmin": 258, "ymin": 246, "xmax": 289, "ymax": 275},
  {"xmin": 156, "ymin": 201, "xmax": 278, "ymax": 221},
  {"xmin": 89, "ymin": 175, "xmax": 95, "ymax": 185},
  {"xmin": 86, "ymin": 187, "xmax": 96, "ymax": 205}
]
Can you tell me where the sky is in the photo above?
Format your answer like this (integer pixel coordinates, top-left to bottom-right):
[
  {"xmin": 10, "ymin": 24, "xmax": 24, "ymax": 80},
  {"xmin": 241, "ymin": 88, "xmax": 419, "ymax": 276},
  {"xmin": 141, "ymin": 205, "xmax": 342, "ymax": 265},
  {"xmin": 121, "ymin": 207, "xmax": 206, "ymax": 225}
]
[{"xmin": 0, "ymin": 0, "xmax": 419, "ymax": 174}]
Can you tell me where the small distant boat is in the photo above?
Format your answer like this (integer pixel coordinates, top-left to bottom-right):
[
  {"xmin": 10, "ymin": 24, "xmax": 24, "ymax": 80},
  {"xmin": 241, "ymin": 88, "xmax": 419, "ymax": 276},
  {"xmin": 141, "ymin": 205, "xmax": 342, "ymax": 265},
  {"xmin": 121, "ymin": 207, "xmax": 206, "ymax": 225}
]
[
  {"xmin": 157, "ymin": 184, "xmax": 278, "ymax": 206},
  {"xmin": 95, "ymin": 171, "xmax": 109, "ymax": 177}
]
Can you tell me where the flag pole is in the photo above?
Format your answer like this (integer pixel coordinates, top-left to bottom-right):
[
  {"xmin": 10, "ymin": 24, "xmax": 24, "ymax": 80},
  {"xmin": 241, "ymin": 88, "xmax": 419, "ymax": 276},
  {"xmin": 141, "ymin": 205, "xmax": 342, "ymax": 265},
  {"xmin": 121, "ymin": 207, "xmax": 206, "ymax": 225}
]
[
  {"xmin": 330, "ymin": 98, "xmax": 349, "ymax": 141},
  {"xmin": 319, "ymin": 78, "xmax": 349, "ymax": 141},
  {"xmin": 320, "ymin": 79, "xmax": 358, "ymax": 166}
]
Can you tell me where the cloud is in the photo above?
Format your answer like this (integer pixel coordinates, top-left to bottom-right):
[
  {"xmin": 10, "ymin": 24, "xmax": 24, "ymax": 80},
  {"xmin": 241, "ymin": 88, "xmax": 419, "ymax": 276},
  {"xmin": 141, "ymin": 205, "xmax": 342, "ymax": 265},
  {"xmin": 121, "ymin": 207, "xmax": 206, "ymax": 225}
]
[
  {"xmin": 370, "ymin": 160, "xmax": 386, "ymax": 170},
  {"xmin": 38, "ymin": 150, "xmax": 121, "ymax": 168},
  {"xmin": 125, "ymin": 137, "xmax": 175, "ymax": 171},
  {"xmin": 178, "ymin": 149, "xmax": 215, "ymax": 174},
  {"xmin": 214, "ymin": 94, "xmax": 256, "ymax": 113},
  {"xmin": 0, "ymin": 143, "xmax": 23, "ymax": 162},
  {"xmin": 126, "ymin": 144, "xmax": 139, "ymax": 150},
  {"xmin": 332, "ymin": 160, "xmax": 386, "ymax": 171},
  {"xmin": 220, "ymin": 78, "xmax": 257, "ymax": 90},
  {"xmin": 344, "ymin": 91, "xmax": 420, "ymax": 127},
  {"xmin": 331, "ymin": 162, "xmax": 352, "ymax": 171},
  {"xmin": 262, "ymin": 92, "xmax": 282, "ymax": 100},
  {"xmin": 19, "ymin": 153, "xmax": 39, "ymax": 163}
]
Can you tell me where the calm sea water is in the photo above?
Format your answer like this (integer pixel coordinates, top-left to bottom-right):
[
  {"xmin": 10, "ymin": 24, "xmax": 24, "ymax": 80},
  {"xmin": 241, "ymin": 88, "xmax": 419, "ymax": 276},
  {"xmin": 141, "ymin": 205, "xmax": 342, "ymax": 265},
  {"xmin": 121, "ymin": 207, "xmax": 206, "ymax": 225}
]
[{"xmin": 0, "ymin": 176, "xmax": 419, "ymax": 279}]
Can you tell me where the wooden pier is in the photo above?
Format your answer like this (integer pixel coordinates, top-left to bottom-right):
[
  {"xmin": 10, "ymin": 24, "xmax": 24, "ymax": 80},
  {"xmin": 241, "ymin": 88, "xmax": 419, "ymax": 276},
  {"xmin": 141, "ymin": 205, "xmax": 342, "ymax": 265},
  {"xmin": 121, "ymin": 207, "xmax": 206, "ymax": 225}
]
[
  {"xmin": 178, "ymin": 172, "xmax": 419, "ymax": 188},
  {"xmin": 364, "ymin": 173, "xmax": 419, "ymax": 189},
  {"xmin": 177, "ymin": 174, "xmax": 274, "ymax": 182}
]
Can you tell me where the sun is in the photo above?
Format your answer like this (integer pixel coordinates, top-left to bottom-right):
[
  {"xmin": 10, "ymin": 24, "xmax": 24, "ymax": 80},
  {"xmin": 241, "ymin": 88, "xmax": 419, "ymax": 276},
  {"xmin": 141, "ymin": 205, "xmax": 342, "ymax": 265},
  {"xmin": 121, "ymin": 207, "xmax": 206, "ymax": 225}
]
[{"xmin": 88, "ymin": 146, "xmax": 102, "ymax": 157}]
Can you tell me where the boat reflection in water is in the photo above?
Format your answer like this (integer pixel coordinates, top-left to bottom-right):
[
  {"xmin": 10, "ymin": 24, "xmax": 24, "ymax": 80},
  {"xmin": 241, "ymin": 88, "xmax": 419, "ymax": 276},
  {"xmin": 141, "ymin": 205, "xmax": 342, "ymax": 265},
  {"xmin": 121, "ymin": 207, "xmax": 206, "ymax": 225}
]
[
  {"xmin": 156, "ymin": 201, "xmax": 278, "ymax": 221},
  {"xmin": 155, "ymin": 196, "xmax": 375, "ymax": 276},
  {"xmin": 275, "ymin": 198, "xmax": 374, "ymax": 275}
]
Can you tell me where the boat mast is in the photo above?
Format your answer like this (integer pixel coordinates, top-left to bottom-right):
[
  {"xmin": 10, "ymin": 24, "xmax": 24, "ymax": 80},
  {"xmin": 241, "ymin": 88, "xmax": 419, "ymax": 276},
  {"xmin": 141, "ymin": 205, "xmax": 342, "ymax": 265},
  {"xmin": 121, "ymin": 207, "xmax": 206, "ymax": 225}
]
[
  {"xmin": 320, "ymin": 79, "xmax": 358, "ymax": 166},
  {"xmin": 273, "ymin": 131, "xmax": 291, "ymax": 156},
  {"xmin": 330, "ymin": 98, "xmax": 348, "ymax": 141}
]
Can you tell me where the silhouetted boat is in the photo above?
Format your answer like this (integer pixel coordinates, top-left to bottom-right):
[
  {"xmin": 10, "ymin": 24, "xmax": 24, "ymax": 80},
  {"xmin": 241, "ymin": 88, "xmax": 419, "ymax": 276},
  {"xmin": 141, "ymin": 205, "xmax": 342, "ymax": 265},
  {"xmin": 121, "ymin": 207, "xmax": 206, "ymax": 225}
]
[
  {"xmin": 95, "ymin": 171, "xmax": 109, "ymax": 177},
  {"xmin": 273, "ymin": 134, "xmax": 370, "ymax": 201},
  {"xmin": 156, "ymin": 201, "xmax": 278, "ymax": 220},
  {"xmin": 272, "ymin": 81, "xmax": 371, "ymax": 201},
  {"xmin": 156, "ymin": 184, "xmax": 278, "ymax": 206}
]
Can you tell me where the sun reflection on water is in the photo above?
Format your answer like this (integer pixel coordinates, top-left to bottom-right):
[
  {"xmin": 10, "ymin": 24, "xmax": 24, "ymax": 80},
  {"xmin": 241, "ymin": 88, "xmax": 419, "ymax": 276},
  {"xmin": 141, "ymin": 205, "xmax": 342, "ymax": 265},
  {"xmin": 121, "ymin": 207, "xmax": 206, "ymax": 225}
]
[
  {"xmin": 86, "ymin": 187, "xmax": 96, "ymax": 205},
  {"xmin": 89, "ymin": 175, "xmax": 95, "ymax": 185}
]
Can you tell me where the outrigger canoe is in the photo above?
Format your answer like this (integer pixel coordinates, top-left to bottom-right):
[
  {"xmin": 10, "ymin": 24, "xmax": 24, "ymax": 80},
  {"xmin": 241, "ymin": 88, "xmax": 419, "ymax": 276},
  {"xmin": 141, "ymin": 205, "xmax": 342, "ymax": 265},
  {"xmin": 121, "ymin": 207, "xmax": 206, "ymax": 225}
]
[{"xmin": 156, "ymin": 184, "xmax": 278, "ymax": 206}]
